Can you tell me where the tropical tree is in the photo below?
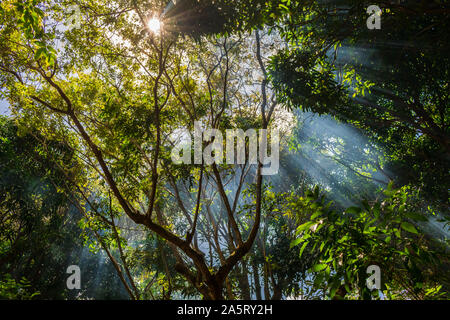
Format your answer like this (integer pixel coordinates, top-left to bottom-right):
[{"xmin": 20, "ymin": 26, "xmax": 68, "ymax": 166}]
[
  {"xmin": 1, "ymin": 0, "xmax": 449, "ymax": 300},
  {"xmin": 0, "ymin": 0, "xmax": 289, "ymax": 299}
]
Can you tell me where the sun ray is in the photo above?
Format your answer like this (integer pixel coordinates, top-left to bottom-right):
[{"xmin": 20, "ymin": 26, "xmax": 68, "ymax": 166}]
[{"xmin": 147, "ymin": 17, "xmax": 162, "ymax": 34}]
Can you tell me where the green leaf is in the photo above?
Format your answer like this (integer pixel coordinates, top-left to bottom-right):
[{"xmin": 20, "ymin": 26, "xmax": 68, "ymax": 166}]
[
  {"xmin": 401, "ymin": 222, "xmax": 418, "ymax": 234},
  {"xmin": 290, "ymin": 237, "xmax": 302, "ymax": 248},
  {"xmin": 312, "ymin": 264, "xmax": 327, "ymax": 272},
  {"xmin": 319, "ymin": 241, "xmax": 325, "ymax": 252},
  {"xmin": 345, "ymin": 206, "xmax": 362, "ymax": 215},
  {"xmin": 406, "ymin": 212, "xmax": 428, "ymax": 222},
  {"xmin": 34, "ymin": 47, "xmax": 46, "ymax": 60},
  {"xmin": 310, "ymin": 210, "xmax": 323, "ymax": 220},
  {"xmin": 299, "ymin": 241, "xmax": 308, "ymax": 258},
  {"xmin": 296, "ymin": 221, "xmax": 314, "ymax": 233}
]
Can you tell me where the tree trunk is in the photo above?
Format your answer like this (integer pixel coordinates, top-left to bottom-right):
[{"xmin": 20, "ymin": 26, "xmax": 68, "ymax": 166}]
[
  {"xmin": 251, "ymin": 259, "xmax": 262, "ymax": 300},
  {"xmin": 263, "ymin": 262, "xmax": 270, "ymax": 299},
  {"xmin": 238, "ymin": 260, "xmax": 251, "ymax": 299}
]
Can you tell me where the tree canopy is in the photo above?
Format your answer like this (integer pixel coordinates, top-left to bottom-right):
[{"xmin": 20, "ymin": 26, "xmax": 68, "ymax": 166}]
[{"xmin": 0, "ymin": 0, "xmax": 448, "ymax": 300}]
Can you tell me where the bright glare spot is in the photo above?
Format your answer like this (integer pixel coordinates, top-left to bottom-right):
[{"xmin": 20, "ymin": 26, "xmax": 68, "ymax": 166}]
[{"xmin": 147, "ymin": 17, "xmax": 162, "ymax": 34}]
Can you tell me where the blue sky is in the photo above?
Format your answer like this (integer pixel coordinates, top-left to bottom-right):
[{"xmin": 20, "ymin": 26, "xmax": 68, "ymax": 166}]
[{"xmin": 0, "ymin": 99, "xmax": 11, "ymax": 116}]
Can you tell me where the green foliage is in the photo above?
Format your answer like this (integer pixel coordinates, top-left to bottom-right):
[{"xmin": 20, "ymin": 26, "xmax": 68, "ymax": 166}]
[
  {"xmin": 0, "ymin": 116, "xmax": 75, "ymax": 298},
  {"xmin": 0, "ymin": 116, "xmax": 129, "ymax": 299},
  {"xmin": 12, "ymin": 0, "xmax": 57, "ymax": 65},
  {"xmin": 167, "ymin": 0, "xmax": 288, "ymax": 36},
  {"xmin": 0, "ymin": 0, "xmax": 449, "ymax": 300},
  {"xmin": 266, "ymin": 0, "xmax": 450, "ymax": 205},
  {"xmin": 0, "ymin": 274, "xmax": 40, "ymax": 299},
  {"xmin": 269, "ymin": 48, "xmax": 347, "ymax": 113},
  {"xmin": 209, "ymin": 0, "xmax": 449, "ymax": 207},
  {"xmin": 289, "ymin": 183, "xmax": 449, "ymax": 299}
]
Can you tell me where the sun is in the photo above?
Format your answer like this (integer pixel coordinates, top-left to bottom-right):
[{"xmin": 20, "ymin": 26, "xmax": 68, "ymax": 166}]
[{"xmin": 147, "ymin": 17, "xmax": 162, "ymax": 34}]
